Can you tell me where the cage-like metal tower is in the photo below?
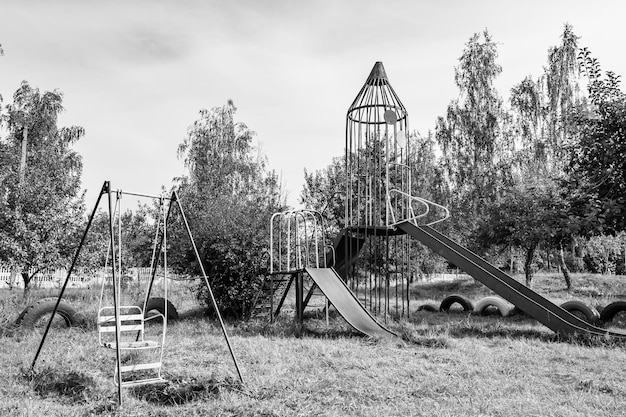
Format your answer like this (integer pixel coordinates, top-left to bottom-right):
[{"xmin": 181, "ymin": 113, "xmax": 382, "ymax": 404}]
[{"xmin": 344, "ymin": 61, "xmax": 414, "ymax": 319}]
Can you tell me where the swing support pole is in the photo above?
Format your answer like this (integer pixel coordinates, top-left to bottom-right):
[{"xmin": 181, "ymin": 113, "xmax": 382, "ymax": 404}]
[{"xmin": 172, "ymin": 190, "xmax": 245, "ymax": 384}]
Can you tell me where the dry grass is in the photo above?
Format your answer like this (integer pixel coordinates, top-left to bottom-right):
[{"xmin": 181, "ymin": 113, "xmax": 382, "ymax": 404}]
[{"xmin": 2, "ymin": 274, "xmax": 626, "ymax": 416}]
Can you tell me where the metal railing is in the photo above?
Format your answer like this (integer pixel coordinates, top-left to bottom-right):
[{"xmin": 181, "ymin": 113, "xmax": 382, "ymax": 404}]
[
  {"xmin": 270, "ymin": 209, "xmax": 330, "ymax": 273},
  {"xmin": 386, "ymin": 189, "xmax": 450, "ymax": 227}
]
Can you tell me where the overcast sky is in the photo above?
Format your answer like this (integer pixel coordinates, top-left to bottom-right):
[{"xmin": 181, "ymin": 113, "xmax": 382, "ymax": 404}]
[{"xmin": 1, "ymin": 0, "xmax": 625, "ymax": 208}]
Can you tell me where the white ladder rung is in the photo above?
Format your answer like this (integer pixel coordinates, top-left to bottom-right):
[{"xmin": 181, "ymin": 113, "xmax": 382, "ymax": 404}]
[
  {"xmin": 120, "ymin": 361, "xmax": 162, "ymax": 373},
  {"xmin": 103, "ymin": 340, "xmax": 161, "ymax": 349},
  {"xmin": 120, "ymin": 377, "xmax": 167, "ymax": 388}
]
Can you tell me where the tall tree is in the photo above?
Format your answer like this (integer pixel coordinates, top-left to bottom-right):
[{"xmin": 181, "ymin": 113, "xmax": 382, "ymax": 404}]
[
  {"xmin": 173, "ymin": 101, "xmax": 284, "ymax": 318},
  {"xmin": 505, "ymin": 25, "xmax": 586, "ymax": 287},
  {"xmin": 0, "ymin": 81, "xmax": 85, "ymax": 294},
  {"xmin": 435, "ymin": 30, "xmax": 511, "ymax": 238},
  {"xmin": 543, "ymin": 23, "xmax": 583, "ymax": 168}
]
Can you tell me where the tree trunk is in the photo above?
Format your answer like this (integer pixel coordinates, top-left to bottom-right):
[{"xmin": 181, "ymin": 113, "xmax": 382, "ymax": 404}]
[
  {"xmin": 558, "ymin": 243, "xmax": 572, "ymax": 290},
  {"xmin": 19, "ymin": 126, "xmax": 28, "ymax": 188},
  {"xmin": 8, "ymin": 267, "xmax": 18, "ymax": 290},
  {"xmin": 22, "ymin": 271, "xmax": 32, "ymax": 299},
  {"xmin": 524, "ymin": 245, "xmax": 536, "ymax": 288}
]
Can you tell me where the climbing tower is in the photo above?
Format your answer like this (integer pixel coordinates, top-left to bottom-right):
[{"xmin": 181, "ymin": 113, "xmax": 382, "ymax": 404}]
[{"xmin": 343, "ymin": 61, "xmax": 413, "ymax": 319}]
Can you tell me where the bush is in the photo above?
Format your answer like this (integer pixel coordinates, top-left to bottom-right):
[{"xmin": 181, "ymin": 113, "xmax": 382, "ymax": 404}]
[{"xmin": 171, "ymin": 102, "xmax": 283, "ymax": 319}]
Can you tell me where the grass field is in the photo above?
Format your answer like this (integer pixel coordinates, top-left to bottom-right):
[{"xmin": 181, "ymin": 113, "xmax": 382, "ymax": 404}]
[{"xmin": 2, "ymin": 273, "xmax": 626, "ymax": 416}]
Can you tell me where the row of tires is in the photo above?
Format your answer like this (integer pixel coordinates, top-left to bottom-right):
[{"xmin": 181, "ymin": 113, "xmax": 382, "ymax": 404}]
[
  {"xmin": 14, "ymin": 297, "xmax": 179, "ymax": 330},
  {"xmin": 416, "ymin": 294, "xmax": 626, "ymax": 326}
]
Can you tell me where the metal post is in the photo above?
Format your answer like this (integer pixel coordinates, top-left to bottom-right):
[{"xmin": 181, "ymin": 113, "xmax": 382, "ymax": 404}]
[
  {"xmin": 296, "ymin": 271, "xmax": 304, "ymax": 325},
  {"xmin": 107, "ymin": 183, "xmax": 124, "ymax": 406},
  {"xmin": 172, "ymin": 190, "xmax": 244, "ymax": 384},
  {"xmin": 143, "ymin": 198, "xmax": 174, "ymax": 307}
]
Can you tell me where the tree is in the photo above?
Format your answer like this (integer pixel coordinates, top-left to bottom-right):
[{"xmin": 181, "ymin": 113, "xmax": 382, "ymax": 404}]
[
  {"xmin": 477, "ymin": 179, "xmax": 575, "ymax": 288},
  {"xmin": 498, "ymin": 25, "xmax": 586, "ymax": 288},
  {"xmin": 543, "ymin": 24, "xmax": 583, "ymax": 165},
  {"xmin": 172, "ymin": 101, "xmax": 283, "ymax": 318},
  {"xmin": 583, "ymin": 234, "xmax": 625, "ymax": 275},
  {"xmin": 435, "ymin": 30, "xmax": 512, "ymax": 238},
  {"xmin": 0, "ymin": 81, "xmax": 85, "ymax": 294},
  {"xmin": 566, "ymin": 48, "xmax": 626, "ymax": 234}
]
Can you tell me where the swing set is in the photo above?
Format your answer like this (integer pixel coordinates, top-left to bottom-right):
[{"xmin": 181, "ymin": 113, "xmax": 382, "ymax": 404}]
[{"xmin": 30, "ymin": 181, "xmax": 243, "ymax": 406}]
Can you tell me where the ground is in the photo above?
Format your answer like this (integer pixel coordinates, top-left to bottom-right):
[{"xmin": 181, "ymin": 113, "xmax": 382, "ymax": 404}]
[{"xmin": 1, "ymin": 273, "xmax": 626, "ymax": 416}]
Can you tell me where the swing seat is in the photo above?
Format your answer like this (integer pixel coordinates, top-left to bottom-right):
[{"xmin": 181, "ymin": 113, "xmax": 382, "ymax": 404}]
[{"xmin": 98, "ymin": 306, "xmax": 164, "ymax": 350}]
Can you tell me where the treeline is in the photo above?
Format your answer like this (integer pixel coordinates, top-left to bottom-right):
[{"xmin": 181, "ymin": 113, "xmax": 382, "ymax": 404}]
[
  {"xmin": 1, "ymin": 24, "xmax": 624, "ymax": 314},
  {"xmin": 301, "ymin": 24, "xmax": 626, "ymax": 288}
]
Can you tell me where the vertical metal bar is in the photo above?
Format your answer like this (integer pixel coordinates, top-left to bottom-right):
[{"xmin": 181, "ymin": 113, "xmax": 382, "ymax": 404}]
[
  {"xmin": 296, "ymin": 271, "xmax": 304, "ymax": 325},
  {"xmin": 287, "ymin": 214, "xmax": 291, "ymax": 271},
  {"xmin": 160, "ymin": 196, "xmax": 168, "ymax": 374},
  {"xmin": 108, "ymin": 184, "xmax": 124, "ymax": 406},
  {"xmin": 31, "ymin": 182, "xmax": 106, "ymax": 370},
  {"xmin": 173, "ymin": 190, "xmax": 244, "ymax": 384},
  {"xmin": 270, "ymin": 274, "xmax": 274, "ymax": 323},
  {"xmin": 143, "ymin": 198, "xmax": 174, "ymax": 307}
]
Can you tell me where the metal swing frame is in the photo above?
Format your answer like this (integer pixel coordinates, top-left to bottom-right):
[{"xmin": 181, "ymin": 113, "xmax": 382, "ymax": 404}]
[
  {"xmin": 96, "ymin": 189, "xmax": 169, "ymax": 388},
  {"xmin": 30, "ymin": 180, "xmax": 244, "ymax": 406}
]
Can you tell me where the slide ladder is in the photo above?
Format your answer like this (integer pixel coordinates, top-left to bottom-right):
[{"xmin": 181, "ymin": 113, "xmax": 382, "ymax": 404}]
[
  {"xmin": 249, "ymin": 275, "xmax": 294, "ymax": 321},
  {"xmin": 398, "ymin": 221, "xmax": 626, "ymax": 338}
]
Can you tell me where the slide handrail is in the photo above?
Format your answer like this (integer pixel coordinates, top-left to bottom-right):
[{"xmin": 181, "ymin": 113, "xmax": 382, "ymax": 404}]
[{"xmin": 387, "ymin": 189, "xmax": 450, "ymax": 227}]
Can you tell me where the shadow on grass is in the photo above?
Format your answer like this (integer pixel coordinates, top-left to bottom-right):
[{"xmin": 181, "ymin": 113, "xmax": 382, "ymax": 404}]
[
  {"xmin": 130, "ymin": 374, "xmax": 242, "ymax": 406},
  {"xmin": 21, "ymin": 366, "xmax": 98, "ymax": 404}
]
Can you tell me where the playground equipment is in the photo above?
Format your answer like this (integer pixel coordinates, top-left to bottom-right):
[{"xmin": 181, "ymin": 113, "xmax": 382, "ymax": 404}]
[
  {"xmin": 256, "ymin": 61, "xmax": 626, "ymax": 340},
  {"xmin": 30, "ymin": 181, "xmax": 243, "ymax": 406},
  {"xmin": 258, "ymin": 209, "xmax": 396, "ymax": 339},
  {"xmin": 95, "ymin": 189, "xmax": 169, "ymax": 388}
]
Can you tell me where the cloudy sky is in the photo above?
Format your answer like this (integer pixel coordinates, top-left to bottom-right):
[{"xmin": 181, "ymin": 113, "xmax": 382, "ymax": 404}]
[{"xmin": 1, "ymin": 0, "xmax": 625, "ymax": 207}]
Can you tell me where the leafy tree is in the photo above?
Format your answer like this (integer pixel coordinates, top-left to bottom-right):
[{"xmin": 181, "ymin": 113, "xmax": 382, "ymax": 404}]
[
  {"xmin": 172, "ymin": 101, "xmax": 283, "ymax": 318},
  {"xmin": 485, "ymin": 25, "xmax": 586, "ymax": 288},
  {"xmin": 566, "ymin": 48, "xmax": 626, "ymax": 235},
  {"xmin": 77, "ymin": 203, "xmax": 159, "ymax": 273},
  {"xmin": 543, "ymin": 24, "xmax": 583, "ymax": 164},
  {"xmin": 435, "ymin": 30, "xmax": 512, "ymax": 239},
  {"xmin": 0, "ymin": 81, "xmax": 85, "ymax": 294},
  {"xmin": 301, "ymin": 155, "xmax": 345, "ymax": 238},
  {"xmin": 476, "ymin": 180, "xmax": 575, "ymax": 288},
  {"xmin": 582, "ymin": 234, "xmax": 625, "ymax": 275}
]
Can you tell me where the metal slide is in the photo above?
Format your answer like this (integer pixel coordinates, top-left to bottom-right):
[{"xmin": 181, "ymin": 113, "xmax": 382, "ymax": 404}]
[
  {"xmin": 398, "ymin": 221, "xmax": 626, "ymax": 338},
  {"xmin": 305, "ymin": 267, "xmax": 398, "ymax": 340}
]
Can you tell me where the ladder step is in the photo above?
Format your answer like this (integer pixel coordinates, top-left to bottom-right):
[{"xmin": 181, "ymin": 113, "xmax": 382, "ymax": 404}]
[
  {"xmin": 120, "ymin": 377, "xmax": 167, "ymax": 388},
  {"xmin": 120, "ymin": 361, "xmax": 162, "ymax": 373},
  {"xmin": 103, "ymin": 340, "xmax": 160, "ymax": 350}
]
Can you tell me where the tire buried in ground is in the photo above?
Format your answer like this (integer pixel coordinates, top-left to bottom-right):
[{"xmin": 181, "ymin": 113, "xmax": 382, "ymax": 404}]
[
  {"xmin": 439, "ymin": 294, "xmax": 473, "ymax": 313},
  {"xmin": 417, "ymin": 303, "xmax": 440, "ymax": 313},
  {"xmin": 560, "ymin": 300, "xmax": 600, "ymax": 325},
  {"xmin": 138, "ymin": 297, "xmax": 179, "ymax": 321},
  {"xmin": 600, "ymin": 301, "xmax": 626, "ymax": 325},
  {"xmin": 16, "ymin": 297, "xmax": 78, "ymax": 329},
  {"xmin": 473, "ymin": 296, "xmax": 513, "ymax": 317}
]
